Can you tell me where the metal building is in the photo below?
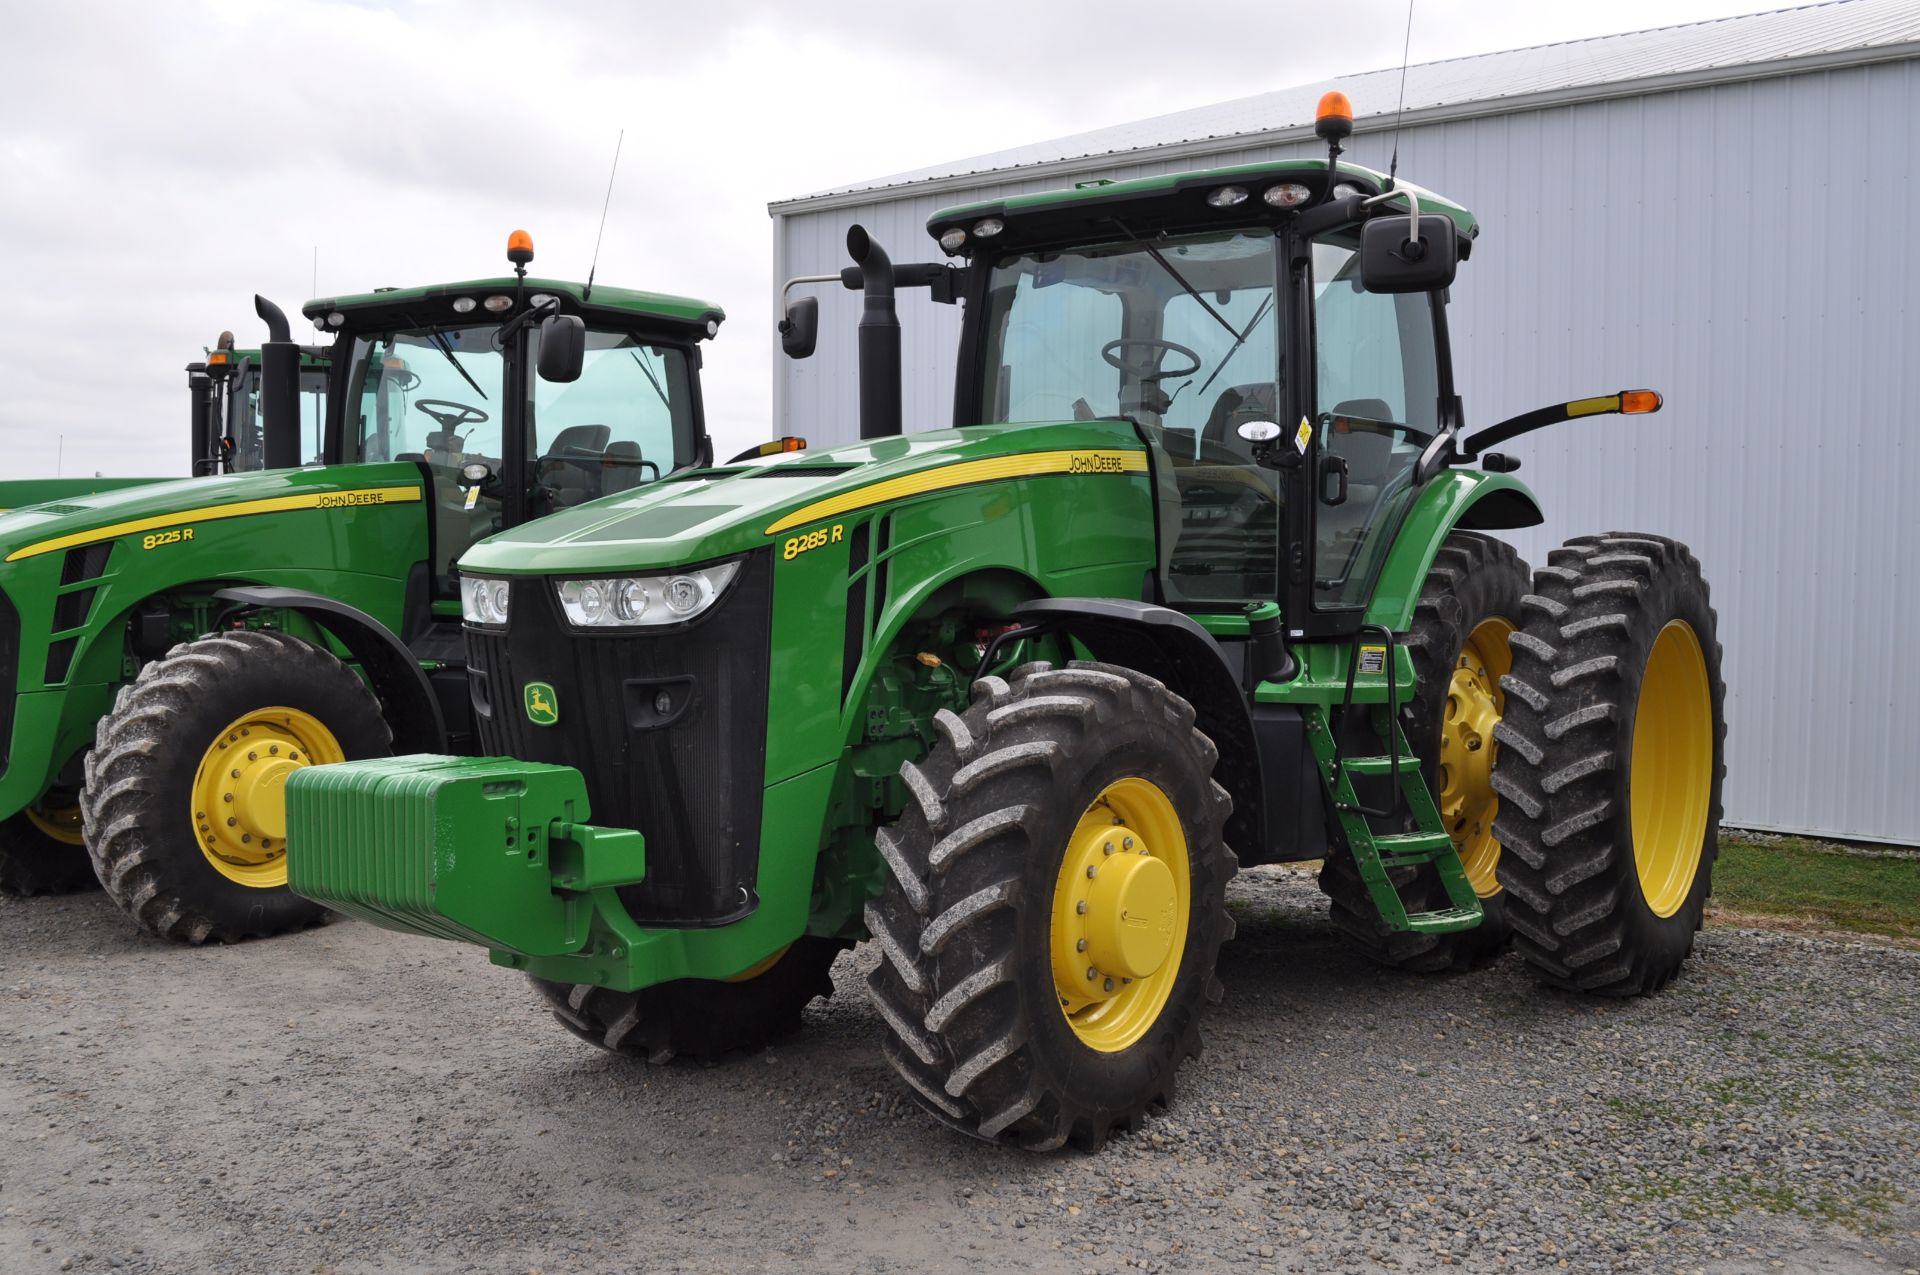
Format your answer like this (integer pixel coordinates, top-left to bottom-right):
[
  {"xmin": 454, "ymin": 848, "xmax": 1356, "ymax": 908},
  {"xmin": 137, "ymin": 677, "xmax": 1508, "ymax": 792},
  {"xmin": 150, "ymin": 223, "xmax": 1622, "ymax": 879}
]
[{"xmin": 767, "ymin": 0, "xmax": 1920, "ymax": 844}]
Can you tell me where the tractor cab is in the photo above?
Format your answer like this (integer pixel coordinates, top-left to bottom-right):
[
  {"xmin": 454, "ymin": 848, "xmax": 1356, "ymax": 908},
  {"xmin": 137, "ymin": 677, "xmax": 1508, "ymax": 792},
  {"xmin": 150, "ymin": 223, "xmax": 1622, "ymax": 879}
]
[
  {"xmin": 187, "ymin": 336, "xmax": 329, "ymax": 475},
  {"xmin": 301, "ymin": 233, "xmax": 723, "ymax": 599}
]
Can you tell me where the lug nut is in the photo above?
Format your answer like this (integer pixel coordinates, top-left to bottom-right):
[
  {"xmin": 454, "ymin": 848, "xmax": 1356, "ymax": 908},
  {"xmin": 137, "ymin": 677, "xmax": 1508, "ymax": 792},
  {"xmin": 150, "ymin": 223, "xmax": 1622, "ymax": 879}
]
[
  {"xmin": 1076, "ymin": 901, "xmax": 1088, "ymax": 914},
  {"xmin": 247, "ymin": 751, "xmax": 257, "ymax": 761},
  {"xmin": 224, "ymin": 794, "xmax": 232, "ymax": 803},
  {"xmin": 1104, "ymin": 978, "xmax": 1115, "ymax": 992},
  {"xmin": 226, "ymin": 817, "xmax": 236, "ymax": 827},
  {"xmin": 1086, "ymin": 967, "xmax": 1097, "ymax": 981},
  {"xmin": 241, "ymin": 834, "xmax": 251, "ymax": 844},
  {"xmin": 230, "ymin": 769, "xmax": 240, "ymax": 779},
  {"xmin": 1076, "ymin": 938, "xmax": 1087, "ymax": 952},
  {"xmin": 1086, "ymin": 865, "xmax": 1097, "ymax": 879},
  {"xmin": 1103, "ymin": 841, "xmax": 1115, "ymax": 855},
  {"xmin": 1123, "ymin": 836, "xmax": 1134, "ymax": 850},
  {"xmin": 269, "ymin": 745, "xmax": 279, "ymax": 755}
]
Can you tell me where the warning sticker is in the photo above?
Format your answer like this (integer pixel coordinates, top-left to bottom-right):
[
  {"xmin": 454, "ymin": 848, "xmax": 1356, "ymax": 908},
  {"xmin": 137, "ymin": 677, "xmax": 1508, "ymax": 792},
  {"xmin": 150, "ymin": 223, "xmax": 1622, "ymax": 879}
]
[
  {"xmin": 1294, "ymin": 416, "xmax": 1314, "ymax": 454},
  {"xmin": 1358, "ymin": 645, "xmax": 1388, "ymax": 675}
]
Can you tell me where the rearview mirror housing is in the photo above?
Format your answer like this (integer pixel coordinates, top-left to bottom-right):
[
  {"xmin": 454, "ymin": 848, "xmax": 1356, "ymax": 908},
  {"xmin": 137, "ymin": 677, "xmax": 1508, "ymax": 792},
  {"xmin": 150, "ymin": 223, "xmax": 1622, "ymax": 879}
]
[
  {"xmin": 780, "ymin": 296, "xmax": 819, "ymax": 360},
  {"xmin": 1359, "ymin": 214, "xmax": 1458, "ymax": 293},
  {"xmin": 537, "ymin": 314, "xmax": 586, "ymax": 383}
]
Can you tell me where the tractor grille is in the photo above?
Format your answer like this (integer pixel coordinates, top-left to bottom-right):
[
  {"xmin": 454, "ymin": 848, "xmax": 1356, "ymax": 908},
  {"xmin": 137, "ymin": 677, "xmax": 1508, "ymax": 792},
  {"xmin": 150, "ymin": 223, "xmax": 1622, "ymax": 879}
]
[
  {"xmin": 464, "ymin": 550, "xmax": 773, "ymax": 927},
  {"xmin": 0, "ymin": 587, "xmax": 17, "ymax": 773}
]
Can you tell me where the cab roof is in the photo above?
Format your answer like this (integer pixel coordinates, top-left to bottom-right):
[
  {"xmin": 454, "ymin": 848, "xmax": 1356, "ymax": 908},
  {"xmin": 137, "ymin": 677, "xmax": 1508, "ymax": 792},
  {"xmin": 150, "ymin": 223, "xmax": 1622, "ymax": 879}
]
[
  {"xmin": 302, "ymin": 277, "xmax": 725, "ymax": 335},
  {"xmin": 928, "ymin": 157, "xmax": 1476, "ymax": 250}
]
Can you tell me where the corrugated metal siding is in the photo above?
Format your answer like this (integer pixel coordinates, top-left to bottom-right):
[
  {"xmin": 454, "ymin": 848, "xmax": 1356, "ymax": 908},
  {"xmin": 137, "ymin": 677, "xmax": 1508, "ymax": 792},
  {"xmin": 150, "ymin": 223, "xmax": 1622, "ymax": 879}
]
[{"xmin": 772, "ymin": 57, "xmax": 1920, "ymax": 844}]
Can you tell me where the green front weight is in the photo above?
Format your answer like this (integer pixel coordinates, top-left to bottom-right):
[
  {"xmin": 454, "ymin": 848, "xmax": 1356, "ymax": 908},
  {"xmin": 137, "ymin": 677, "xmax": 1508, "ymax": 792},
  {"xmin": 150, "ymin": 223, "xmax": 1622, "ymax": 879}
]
[{"xmin": 285, "ymin": 754, "xmax": 644, "ymax": 957}]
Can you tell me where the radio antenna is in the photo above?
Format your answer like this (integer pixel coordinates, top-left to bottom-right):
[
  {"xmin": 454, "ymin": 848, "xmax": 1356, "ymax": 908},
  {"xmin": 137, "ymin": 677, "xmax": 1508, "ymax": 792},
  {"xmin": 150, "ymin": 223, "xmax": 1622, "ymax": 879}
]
[
  {"xmin": 1387, "ymin": 0, "xmax": 1416, "ymax": 188},
  {"xmin": 583, "ymin": 129, "xmax": 625, "ymax": 302}
]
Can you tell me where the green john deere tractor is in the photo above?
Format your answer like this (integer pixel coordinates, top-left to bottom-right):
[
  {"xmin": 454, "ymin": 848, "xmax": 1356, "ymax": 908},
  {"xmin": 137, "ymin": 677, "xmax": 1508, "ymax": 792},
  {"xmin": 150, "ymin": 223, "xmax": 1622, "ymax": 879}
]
[
  {"xmin": 0, "ymin": 234, "xmax": 728, "ymax": 937},
  {"xmin": 285, "ymin": 104, "xmax": 1726, "ymax": 1149},
  {"xmin": 187, "ymin": 332, "xmax": 331, "ymax": 475}
]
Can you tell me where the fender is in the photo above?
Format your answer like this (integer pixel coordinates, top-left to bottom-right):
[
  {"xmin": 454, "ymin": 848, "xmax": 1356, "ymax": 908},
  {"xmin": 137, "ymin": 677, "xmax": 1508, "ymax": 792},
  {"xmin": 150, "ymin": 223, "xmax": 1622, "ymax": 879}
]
[
  {"xmin": 1011, "ymin": 597, "xmax": 1264, "ymax": 861},
  {"xmin": 212, "ymin": 586, "xmax": 447, "ymax": 754},
  {"xmin": 1364, "ymin": 469, "xmax": 1543, "ymax": 634}
]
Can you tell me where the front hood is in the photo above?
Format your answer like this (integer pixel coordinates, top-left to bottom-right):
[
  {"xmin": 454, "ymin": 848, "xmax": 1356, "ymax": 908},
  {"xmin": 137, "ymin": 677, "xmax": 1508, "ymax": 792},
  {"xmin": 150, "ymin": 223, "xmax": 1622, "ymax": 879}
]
[
  {"xmin": 0, "ymin": 464, "xmax": 423, "ymax": 566},
  {"xmin": 460, "ymin": 420, "xmax": 1148, "ymax": 576}
]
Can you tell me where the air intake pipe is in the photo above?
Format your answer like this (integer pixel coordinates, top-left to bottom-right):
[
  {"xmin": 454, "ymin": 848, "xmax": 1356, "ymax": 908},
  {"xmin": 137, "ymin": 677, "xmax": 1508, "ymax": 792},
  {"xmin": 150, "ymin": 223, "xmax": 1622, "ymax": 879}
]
[
  {"xmin": 255, "ymin": 294, "xmax": 302, "ymax": 470},
  {"xmin": 846, "ymin": 225, "xmax": 901, "ymax": 441},
  {"xmin": 187, "ymin": 366, "xmax": 216, "ymax": 475}
]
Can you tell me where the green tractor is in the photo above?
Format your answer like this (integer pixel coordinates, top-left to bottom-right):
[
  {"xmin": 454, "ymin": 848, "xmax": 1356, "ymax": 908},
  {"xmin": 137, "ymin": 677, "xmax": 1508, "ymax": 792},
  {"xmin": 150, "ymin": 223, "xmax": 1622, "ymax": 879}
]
[
  {"xmin": 285, "ymin": 104, "xmax": 1726, "ymax": 1149},
  {"xmin": 187, "ymin": 328, "xmax": 331, "ymax": 475},
  {"xmin": 0, "ymin": 233, "xmax": 728, "ymax": 937}
]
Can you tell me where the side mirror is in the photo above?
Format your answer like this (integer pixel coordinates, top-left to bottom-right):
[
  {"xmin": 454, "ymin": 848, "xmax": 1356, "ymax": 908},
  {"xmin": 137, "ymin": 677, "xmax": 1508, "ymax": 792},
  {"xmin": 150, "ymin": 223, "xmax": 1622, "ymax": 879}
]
[
  {"xmin": 537, "ymin": 313, "xmax": 586, "ymax": 383},
  {"xmin": 780, "ymin": 295, "xmax": 819, "ymax": 360},
  {"xmin": 1359, "ymin": 214, "xmax": 1458, "ymax": 293}
]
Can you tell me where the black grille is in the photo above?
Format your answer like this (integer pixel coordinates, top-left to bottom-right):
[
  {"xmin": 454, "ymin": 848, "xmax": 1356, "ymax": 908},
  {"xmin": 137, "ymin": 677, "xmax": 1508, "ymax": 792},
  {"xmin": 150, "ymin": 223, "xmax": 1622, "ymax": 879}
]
[
  {"xmin": 0, "ymin": 588, "xmax": 17, "ymax": 772},
  {"xmin": 465, "ymin": 551, "xmax": 773, "ymax": 926},
  {"xmin": 59, "ymin": 544, "xmax": 112, "ymax": 586}
]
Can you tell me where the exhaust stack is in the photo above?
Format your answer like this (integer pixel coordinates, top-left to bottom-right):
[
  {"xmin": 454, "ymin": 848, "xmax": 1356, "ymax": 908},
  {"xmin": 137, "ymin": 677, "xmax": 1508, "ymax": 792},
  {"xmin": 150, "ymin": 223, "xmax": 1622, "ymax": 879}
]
[
  {"xmin": 846, "ymin": 225, "xmax": 901, "ymax": 441},
  {"xmin": 255, "ymin": 295, "xmax": 302, "ymax": 470}
]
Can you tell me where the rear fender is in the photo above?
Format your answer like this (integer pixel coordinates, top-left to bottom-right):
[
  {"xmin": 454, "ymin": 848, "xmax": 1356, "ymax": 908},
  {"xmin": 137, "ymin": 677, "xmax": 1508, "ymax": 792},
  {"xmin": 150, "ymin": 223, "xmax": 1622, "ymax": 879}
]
[{"xmin": 1364, "ymin": 470, "xmax": 1543, "ymax": 634}]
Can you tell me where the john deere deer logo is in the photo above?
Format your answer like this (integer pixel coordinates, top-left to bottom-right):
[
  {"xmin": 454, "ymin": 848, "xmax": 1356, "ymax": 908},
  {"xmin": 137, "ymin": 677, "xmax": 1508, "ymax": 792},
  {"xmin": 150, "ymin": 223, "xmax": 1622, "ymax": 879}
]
[{"xmin": 523, "ymin": 681, "xmax": 559, "ymax": 726}]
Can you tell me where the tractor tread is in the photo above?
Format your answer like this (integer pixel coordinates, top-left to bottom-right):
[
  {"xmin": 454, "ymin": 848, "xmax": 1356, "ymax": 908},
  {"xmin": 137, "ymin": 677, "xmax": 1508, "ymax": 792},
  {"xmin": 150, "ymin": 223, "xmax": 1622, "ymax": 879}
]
[
  {"xmin": 1494, "ymin": 532, "xmax": 1726, "ymax": 997},
  {"xmin": 866, "ymin": 660, "xmax": 1234, "ymax": 1150},
  {"xmin": 81, "ymin": 629, "xmax": 389, "ymax": 944}
]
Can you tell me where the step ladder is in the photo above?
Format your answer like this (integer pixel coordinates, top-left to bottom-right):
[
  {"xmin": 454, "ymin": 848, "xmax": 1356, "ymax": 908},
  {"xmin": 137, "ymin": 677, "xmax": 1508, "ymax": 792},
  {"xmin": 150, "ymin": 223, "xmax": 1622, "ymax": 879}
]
[{"xmin": 1302, "ymin": 626, "xmax": 1483, "ymax": 935}]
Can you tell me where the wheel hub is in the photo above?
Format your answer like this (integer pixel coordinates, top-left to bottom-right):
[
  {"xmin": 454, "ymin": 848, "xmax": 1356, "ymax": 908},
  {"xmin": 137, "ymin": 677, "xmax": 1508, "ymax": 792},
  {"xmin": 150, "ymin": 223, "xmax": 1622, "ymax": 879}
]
[
  {"xmin": 1439, "ymin": 619, "xmax": 1511, "ymax": 897},
  {"xmin": 24, "ymin": 799, "xmax": 84, "ymax": 847},
  {"xmin": 1049, "ymin": 777, "xmax": 1191, "ymax": 1053},
  {"xmin": 191, "ymin": 707, "xmax": 344, "ymax": 888}
]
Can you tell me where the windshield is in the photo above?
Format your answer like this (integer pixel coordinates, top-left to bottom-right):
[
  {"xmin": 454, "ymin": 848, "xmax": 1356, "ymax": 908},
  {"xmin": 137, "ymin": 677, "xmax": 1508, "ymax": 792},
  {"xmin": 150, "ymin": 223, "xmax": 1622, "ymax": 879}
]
[
  {"xmin": 977, "ymin": 229, "xmax": 1284, "ymax": 608},
  {"xmin": 342, "ymin": 319, "xmax": 701, "ymax": 592}
]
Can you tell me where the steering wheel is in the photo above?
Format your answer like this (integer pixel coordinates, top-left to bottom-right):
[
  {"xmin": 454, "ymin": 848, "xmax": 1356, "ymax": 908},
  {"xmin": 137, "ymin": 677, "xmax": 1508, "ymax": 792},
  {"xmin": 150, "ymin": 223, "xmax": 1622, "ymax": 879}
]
[
  {"xmin": 414, "ymin": 399, "xmax": 490, "ymax": 431},
  {"xmin": 1102, "ymin": 338, "xmax": 1202, "ymax": 382}
]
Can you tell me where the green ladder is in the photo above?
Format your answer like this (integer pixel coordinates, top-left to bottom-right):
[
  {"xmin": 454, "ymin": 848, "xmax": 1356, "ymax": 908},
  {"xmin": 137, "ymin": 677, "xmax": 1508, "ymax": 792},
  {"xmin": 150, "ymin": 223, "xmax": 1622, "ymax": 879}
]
[{"xmin": 1302, "ymin": 700, "xmax": 1484, "ymax": 935}]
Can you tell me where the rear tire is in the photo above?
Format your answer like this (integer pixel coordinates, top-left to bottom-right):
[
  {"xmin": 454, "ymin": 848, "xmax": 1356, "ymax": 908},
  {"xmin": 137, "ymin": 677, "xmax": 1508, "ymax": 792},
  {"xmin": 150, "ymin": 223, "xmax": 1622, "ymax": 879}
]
[
  {"xmin": 531, "ymin": 936, "xmax": 849, "ymax": 1064},
  {"xmin": 0, "ymin": 796, "xmax": 98, "ymax": 897},
  {"xmin": 866, "ymin": 661, "xmax": 1235, "ymax": 1151},
  {"xmin": 82, "ymin": 630, "xmax": 391, "ymax": 943},
  {"xmin": 1493, "ymin": 533, "xmax": 1726, "ymax": 996},
  {"xmin": 1319, "ymin": 532, "xmax": 1528, "ymax": 971}
]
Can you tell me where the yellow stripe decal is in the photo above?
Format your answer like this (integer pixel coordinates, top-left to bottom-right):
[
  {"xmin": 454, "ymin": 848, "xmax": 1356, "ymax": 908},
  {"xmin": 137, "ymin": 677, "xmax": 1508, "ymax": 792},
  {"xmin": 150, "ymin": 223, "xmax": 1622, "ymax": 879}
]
[
  {"xmin": 764, "ymin": 449, "xmax": 1147, "ymax": 536},
  {"xmin": 1566, "ymin": 395, "xmax": 1622, "ymax": 418},
  {"xmin": 5, "ymin": 485, "xmax": 423, "ymax": 562}
]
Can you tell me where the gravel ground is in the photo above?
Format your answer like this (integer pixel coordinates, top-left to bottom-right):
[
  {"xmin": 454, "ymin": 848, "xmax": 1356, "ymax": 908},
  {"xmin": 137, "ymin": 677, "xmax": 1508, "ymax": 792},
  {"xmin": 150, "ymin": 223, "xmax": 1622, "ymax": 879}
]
[{"xmin": 3, "ymin": 866, "xmax": 1916, "ymax": 1275}]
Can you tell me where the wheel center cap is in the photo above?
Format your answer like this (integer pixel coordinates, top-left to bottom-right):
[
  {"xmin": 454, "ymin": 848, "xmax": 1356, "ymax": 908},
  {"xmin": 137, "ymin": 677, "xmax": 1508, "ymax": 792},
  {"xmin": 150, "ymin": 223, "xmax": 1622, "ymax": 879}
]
[
  {"xmin": 231, "ymin": 756, "xmax": 301, "ymax": 843},
  {"xmin": 1085, "ymin": 850, "xmax": 1177, "ymax": 980}
]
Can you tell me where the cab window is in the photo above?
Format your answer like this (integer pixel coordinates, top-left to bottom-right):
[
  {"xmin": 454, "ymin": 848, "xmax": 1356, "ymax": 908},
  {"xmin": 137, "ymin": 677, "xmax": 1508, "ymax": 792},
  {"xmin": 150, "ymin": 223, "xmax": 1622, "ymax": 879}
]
[{"xmin": 527, "ymin": 330, "xmax": 696, "ymax": 515}]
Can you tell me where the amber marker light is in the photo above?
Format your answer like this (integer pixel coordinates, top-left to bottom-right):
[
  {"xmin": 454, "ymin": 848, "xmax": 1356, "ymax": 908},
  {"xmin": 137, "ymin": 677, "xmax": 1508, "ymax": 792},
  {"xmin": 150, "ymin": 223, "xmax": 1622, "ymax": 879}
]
[
  {"xmin": 506, "ymin": 229, "xmax": 535, "ymax": 266},
  {"xmin": 1315, "ymin": 91, "xmax": 1354, "ymax": 143},
  {"xmin": 1620, "ymin": 389, "xmax": 1663, "ymax": 414}
]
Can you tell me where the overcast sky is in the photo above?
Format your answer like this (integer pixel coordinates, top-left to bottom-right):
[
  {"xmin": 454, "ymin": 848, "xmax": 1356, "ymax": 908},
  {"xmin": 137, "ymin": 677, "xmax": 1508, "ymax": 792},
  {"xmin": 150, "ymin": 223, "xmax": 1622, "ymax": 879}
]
[{"xmin": 0, "ymin": 0, "xmax": 1783, "ymax": 476}]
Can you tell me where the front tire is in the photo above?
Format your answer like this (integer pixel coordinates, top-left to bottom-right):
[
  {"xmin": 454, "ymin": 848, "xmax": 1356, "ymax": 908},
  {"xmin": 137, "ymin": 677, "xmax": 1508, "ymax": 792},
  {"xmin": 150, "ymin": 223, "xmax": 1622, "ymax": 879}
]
[
  {"xmin": 0, "ymin": 795, "xmax": 98, "ymax": 897},
  {"xmin": 866, "ymin": 662, "xmax": 1235, "ymax": 1151},
  {"xmin": 1493, "ymin": 533, "xmax": 1726, "ymax": 996},
  {"xmin": 531, "ymin": 936, "xmax": 849, "ymax": 1064},
  {"xmin": 82, "ymin": 630, "xmax": 391, "ymax": 943}
]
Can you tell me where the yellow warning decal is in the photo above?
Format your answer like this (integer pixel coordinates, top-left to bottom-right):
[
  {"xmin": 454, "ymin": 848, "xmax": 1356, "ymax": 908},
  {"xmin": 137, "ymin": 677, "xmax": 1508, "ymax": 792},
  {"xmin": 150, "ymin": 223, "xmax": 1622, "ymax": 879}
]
[
  {"xmin": 1294, "ymin": 417, "xmax": 1314, "ymax": 453},
  {"xmin": 764, "ymin": 449, "xmax": 1147, "ymax": 537},
  {"xmin": 4, "ymin": 485, "xmax": 423, "ymax": 562}
]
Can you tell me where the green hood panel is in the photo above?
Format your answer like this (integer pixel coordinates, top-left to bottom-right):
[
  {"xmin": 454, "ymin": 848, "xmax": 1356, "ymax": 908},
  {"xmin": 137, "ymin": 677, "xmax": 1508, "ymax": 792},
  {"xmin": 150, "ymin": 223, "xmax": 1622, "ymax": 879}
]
[
  {"xmin": 0, "ymin": 463, "xmax": 427, "ymax": 563},
  {"xmin": 459, "ymin": 421, "xmax": 1151, "ymax": 576}
]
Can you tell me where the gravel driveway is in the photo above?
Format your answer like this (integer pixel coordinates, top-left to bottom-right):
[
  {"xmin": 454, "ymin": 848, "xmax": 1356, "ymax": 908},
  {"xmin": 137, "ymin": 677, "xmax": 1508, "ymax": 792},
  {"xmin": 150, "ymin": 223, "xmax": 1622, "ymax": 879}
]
[{"xmin": 3, "ymin": 867, "xmax": 1916, "ymax": 1274}]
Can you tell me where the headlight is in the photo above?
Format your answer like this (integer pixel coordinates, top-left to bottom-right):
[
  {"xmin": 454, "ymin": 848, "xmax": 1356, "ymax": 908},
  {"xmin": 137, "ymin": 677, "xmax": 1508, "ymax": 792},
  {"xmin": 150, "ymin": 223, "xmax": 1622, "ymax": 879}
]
[
  {"xmin": 461, "ymin": 575, "xmax": 512, "ymax": 626},
  {"xmin": 554, "ymin": 560, "xmax": 740, "ymax": 628}
]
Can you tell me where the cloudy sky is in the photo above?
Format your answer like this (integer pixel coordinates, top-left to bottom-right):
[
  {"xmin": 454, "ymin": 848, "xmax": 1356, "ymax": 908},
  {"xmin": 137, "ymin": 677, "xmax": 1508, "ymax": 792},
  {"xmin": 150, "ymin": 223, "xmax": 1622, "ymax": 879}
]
[{"xmin": 1, "ymin": 0, "xmax": 1781, "ymax": 476}]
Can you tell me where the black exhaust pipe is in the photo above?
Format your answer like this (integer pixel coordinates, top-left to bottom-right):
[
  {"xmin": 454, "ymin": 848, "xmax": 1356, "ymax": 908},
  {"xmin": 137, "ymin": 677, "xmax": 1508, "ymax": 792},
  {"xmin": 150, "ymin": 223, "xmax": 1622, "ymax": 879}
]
[
  {"xmin": 187, "ymin": 365, "xmax": 216, "ymax": 475},
  {"xmin": 255, "ymin": 295, "xmax": 301, "ymax": 470},
  {"xmin": 845, "ymin": 226, "xmax": 901, "ymax": 441}
]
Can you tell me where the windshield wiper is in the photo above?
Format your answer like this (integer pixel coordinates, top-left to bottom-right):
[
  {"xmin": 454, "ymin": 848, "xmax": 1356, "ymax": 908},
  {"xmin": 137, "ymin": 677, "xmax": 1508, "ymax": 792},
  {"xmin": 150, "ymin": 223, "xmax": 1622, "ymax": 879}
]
[
  {"xmin": 402, "ymin": 313, "xmax": 489, "ymax": 401},
  {"xmin": 1107, "ymin": 217, "xmax": 1239, "ymax": 342},
  {"xmin": 629, "ymin": 349, "xmax": 671, "ymax": 411},
  {"xmin": 1191, "ymin": 293, "xmax": 1276, "ymax": 401}
]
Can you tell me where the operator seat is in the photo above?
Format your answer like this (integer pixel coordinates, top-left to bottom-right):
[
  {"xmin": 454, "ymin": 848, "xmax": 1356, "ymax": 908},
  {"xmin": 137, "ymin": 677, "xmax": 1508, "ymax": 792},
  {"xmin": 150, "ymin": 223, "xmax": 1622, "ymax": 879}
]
[
  {"xmin": 600, "ymin": 440, "xmax": 650, "ymax": 496},
  {"xmin": 535, "ymin": 424, "xmax": 613, "ymax": 509}
]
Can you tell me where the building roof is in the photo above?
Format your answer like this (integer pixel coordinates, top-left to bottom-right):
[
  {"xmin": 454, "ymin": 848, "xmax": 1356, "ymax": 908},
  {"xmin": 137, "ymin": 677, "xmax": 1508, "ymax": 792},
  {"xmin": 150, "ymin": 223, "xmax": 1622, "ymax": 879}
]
[{"xmin": 774, "ymin": 0, "xmax": 1920, "ymax": 212}]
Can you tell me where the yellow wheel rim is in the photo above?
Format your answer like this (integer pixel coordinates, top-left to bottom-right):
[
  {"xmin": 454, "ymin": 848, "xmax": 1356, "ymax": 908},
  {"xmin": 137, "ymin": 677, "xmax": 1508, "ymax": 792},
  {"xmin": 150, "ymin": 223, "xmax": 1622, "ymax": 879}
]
[
  {"xmin": 1438, "ymin": 617, "xmax": 1511, "ymax": 897},
  {"xmin": 190, "ymin": 707, "xmax": 344, "ymax": 889},
  {"xmin": 24, "ymin": 798, "xmax": 84, "ymax": 847},
  {"xmin": 1630, "ymin": 621, "xmax": 1713, "ymax": 918},
  {"xmin": 1049, "ymin": 777, "xmax": 1190, "ymax": 1053},
  {"xmin": 720, "ymin": 944, "xmax": 791, "ymax": 983}
]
